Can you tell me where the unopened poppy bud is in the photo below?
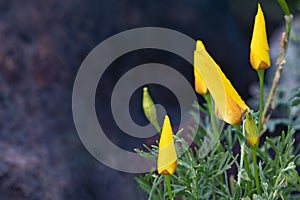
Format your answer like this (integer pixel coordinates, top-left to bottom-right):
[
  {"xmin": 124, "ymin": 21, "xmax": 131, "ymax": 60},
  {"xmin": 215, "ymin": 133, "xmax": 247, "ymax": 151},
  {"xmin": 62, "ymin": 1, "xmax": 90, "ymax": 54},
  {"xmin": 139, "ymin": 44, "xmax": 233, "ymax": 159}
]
[
  {"xmin": 250, "ymin": 3, "xmax": 270, "ymax": 70},
  {"xmin": 157, "ymin": 115, "xmax": 177, "ymax": 175},
  {"xmin": 194, "ymin": 41, "xmax": 208, "ymax": 95},
  {"xmin": 142, "ymin": 87, "xmax": 160, "ymax": 131},
  {"xmin": 245, "ymin": 113, "xmax": 260, "ymax": 147}
]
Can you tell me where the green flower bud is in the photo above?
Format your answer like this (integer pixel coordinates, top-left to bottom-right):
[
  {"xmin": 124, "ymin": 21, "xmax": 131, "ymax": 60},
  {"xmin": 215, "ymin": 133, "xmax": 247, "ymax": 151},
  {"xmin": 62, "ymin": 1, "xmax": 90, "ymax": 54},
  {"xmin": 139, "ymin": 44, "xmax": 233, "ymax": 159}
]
[
  {"xmin": 245, "ymin": 113, "xmax": 260, "ymax": 147},
  {"xmin": 142, "ymin": 87, "xmax": 160, "ymax": 131}
]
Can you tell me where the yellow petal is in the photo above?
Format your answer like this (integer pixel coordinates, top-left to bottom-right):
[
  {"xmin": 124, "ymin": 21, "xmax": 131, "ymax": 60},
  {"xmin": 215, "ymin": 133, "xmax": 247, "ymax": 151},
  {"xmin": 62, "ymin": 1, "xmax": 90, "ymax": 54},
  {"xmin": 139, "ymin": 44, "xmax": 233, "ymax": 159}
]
[
  {"xmin": 157, "ymin": 115, "xmax": 177, "ymax": 175},
  {"xmin": 195, "ymin": 40, "xmax": 249, "ymax": 125},
  {"xmin": 194, "ymin": 67, "xmax": 208, "ymax": 95},
  {"xmin": 218, "ymin": 68, "xmax": 249, "ymax": 124},
  {"xmin": 250, "ymin": 3, "xmax": 270, "ymax": 70}
]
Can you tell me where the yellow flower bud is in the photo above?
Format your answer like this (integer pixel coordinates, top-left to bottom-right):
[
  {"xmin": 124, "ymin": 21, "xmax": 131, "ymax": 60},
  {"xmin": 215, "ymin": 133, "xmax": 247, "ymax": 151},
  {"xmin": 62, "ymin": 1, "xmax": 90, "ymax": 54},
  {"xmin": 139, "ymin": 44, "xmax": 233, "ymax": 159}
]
[
  {"xmin": 250, "ymin": 3, "xmax": 271, "ymax": 70},
  {"xmin": 194, "ymin": 40, "xmax": 249, "ymax": 125},
  {"xmin": 157, "ymin": 115, "xmax": 177, "ymax": 175},
  {"xmin": 142, "ymin": 87, "xmax": 160, "ymax": 130},
  {"xmin": 194, "ymin": 43, "xmax": 208, "ymax": 95},
  {"xmin": 194, "ymin": 67, "xmax": 208, "ymax": 95},
  {"xmin": 245, "ymin": 113, "xmax": 260, "ymax": 147}
]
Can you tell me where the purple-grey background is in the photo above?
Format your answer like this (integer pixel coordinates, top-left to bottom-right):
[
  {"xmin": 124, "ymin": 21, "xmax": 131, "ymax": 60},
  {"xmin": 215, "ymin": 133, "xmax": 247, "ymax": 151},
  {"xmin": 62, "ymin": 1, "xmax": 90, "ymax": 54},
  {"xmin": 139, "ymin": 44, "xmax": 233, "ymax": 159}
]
[{"xmin": 0, "ymin": 0, "xmax": 299, "ymax": 199}]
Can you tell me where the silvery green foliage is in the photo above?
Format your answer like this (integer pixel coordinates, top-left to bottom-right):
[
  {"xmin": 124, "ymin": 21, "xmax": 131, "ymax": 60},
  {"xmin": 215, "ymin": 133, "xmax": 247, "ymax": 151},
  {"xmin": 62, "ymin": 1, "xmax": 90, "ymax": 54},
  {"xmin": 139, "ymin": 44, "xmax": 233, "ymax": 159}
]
[{"xmin": 135, "ymin": 102, "xmax": 300, "ymax": 199}]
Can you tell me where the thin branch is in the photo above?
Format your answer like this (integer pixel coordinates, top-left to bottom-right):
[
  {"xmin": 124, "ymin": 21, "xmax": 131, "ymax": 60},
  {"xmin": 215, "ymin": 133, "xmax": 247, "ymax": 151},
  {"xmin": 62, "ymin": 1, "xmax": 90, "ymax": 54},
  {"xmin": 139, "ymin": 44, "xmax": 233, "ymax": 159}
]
[{"xmin": 262, "ymin": 15, "xmax": 293, "ymax": 134}]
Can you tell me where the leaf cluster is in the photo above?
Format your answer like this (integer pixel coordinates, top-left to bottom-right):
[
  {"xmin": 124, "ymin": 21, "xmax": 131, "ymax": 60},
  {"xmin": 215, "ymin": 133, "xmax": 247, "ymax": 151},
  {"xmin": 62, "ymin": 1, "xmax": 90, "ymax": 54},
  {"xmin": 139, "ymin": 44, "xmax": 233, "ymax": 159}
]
[{"xmin": 135, "ymin": 101, "xmax": 300, "ymax": 199}]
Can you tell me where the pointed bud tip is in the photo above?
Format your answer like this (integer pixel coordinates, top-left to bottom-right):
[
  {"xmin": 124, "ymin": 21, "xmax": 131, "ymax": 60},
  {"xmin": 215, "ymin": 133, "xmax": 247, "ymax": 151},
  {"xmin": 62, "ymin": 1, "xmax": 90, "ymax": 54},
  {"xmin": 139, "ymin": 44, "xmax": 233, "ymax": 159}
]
[
  {"xmin": 196, "ymin": 40, "xmax": 205, "ymax": 51},
  {"xmin": 257, "ymin": 3, "xmax": 263, "ymax": 15},
  {"xmin": 163, "ymin": 115, "xmax": 170, "ymax": 125}
]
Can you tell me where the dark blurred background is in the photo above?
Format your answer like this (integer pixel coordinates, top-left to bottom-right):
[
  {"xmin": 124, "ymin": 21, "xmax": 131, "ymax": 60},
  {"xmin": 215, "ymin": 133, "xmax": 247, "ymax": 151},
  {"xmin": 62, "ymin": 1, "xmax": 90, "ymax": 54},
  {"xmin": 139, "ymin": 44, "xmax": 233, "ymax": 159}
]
[{"xmin": 0, "ymin": 0, "xmax": 299, "ymax": 199}]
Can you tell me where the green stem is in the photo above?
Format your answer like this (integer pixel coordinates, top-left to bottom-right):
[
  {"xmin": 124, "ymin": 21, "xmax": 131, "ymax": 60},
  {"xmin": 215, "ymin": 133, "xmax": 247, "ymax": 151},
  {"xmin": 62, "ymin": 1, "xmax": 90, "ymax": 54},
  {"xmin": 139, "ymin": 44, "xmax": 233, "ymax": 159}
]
[
  {"xmin": 203, "ymin": 94, "xmax": 218, "ymax": 139},
  {"xmin": 165, "ymin": 175, "xmax": 173, "ymax": 200},
  {"xmin": 237, "ymin": 120, "xmax": 246, "ymax": 185},
  {"xmin": 204, "ymin": 94, "xmax": 226, "ymax": 192},
  {"xmin": 257, "ymin": 70, "xmax": 264, "ymax": 134},
  {"xmin": 285, "ymin": 15, "xmax": 292, "ymax": 39},
  {"xmin": 263, "ymin": 0, "xmax": 292, "ymax": 130},
  {"xmin": 278, "ymin": 0, "xmax": 292, "ymax": 38},
  {"xmin": 251, "ymin": 146, "xmax": 261, "ymax": 195},
  {"xmin": 243, "ymin": 153, "xmax": 252, "ymax": 192},
  {"xmin": 278, "ymin": 0, "xmax": 291, "ymax": 16},
  {"xmin": 229, "ymin": 175, "xmax": 235, "ymax": 195},
  {"xmin": 153, "ymin": 121, "xmax": 161, "ymax": 134}
]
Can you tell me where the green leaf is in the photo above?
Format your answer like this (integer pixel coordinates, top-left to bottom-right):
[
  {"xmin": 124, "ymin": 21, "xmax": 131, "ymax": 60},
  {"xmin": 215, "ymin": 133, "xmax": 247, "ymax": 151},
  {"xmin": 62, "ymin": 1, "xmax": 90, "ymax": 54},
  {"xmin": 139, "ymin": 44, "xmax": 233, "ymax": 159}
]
[
  {"xmin": 233, "ymin": 186, "xmax": 241, "ymax": 200},
  {"xmin": 291, "ymin": 97, "xmax": 300, "ymax": 106}
]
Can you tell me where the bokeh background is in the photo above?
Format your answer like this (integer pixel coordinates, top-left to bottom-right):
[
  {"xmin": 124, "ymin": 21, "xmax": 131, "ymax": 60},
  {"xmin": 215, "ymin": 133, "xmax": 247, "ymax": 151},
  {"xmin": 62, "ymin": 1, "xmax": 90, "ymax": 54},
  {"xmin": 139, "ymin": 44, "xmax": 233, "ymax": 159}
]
[{"xmin": 0, "ymin": 0, "xmax": 299, "ymax": 199}]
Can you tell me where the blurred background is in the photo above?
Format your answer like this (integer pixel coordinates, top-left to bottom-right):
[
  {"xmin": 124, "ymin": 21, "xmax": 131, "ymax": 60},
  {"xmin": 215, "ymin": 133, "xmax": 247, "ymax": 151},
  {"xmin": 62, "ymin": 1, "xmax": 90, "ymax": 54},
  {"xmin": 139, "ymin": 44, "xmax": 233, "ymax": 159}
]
[{"xmin": 0, "ymin": 0, "xmax": 299, "ymax": 199}]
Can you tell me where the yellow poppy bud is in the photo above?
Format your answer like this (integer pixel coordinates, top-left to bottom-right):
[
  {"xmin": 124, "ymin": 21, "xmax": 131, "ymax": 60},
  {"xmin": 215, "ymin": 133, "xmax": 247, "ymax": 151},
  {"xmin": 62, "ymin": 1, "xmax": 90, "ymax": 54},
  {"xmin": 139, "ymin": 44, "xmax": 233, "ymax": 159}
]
[
  {"xmin": 194, "ymin": 67, "xmax": 208, "ymax": 95},
  {"xmin": 142, "ymin": 87, "xmax": 160, "ymax": 131},
  {"xmin": 194, "ymin": 40, "xmax": 249, "ymax": 125},
  {"xmin": 245, "ymin": 113, "xmax": 260, "ymax": 147},
  {"xmin": 194, "ymin": 50, "xmax": 208, "ymax": 97},
  {"xmin": 193, "ymin": 41, "xmax": 208, "ymax": 95},
  {"xmin": 250, "ymin": 3, "xmax": 270, "ymax": 70},
  {"xmin": 157, "ymin": 115, "xmax": 177, "ymax": 175}
]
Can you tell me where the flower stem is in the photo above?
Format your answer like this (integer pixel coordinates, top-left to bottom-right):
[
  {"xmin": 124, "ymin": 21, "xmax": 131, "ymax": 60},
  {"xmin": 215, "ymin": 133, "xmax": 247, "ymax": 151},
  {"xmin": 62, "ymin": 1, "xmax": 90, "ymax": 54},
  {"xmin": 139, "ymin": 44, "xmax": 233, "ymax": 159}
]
[
  {"xmin": 237, "ymin": 120, "xmax": 246, "ymax": 186},
  {"xmin": 165, "ymin": 175, "xmax": 173, "ymax": 200},
  {"xmin": 278, "ymin": 0, "xmax": 292, "ymax": 37},
  {"xmin": 153, "ymin": 121, "xmax": 161, "ymax": 134},
  {"xmin": 252, "ymin": 70, "xmax": 262, "ymax": 196},
  {"xmin": 251, "ymin": 146, "xmax": 261, "ymax": 195},
  {"xmin": 203, "ymin": 94, "xmax": 218, "ymax": 139},
  {"xmin": 243, "ymin": 153, "xmax": 252, "ymax": 192},
  {"xmin": 262, "ymin": 1, "xmax": 292, "ymax": 132},
  {"xmin": 257, "ymin": 70, "xmax": 264, "ymax": 134},
  {"xmin": 278, "ymin": 0, "xmax": 291, "ymax": 16},
  {"xmin": 204, "ymin": 94, "xmax": 225, "ymax": 191}
]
